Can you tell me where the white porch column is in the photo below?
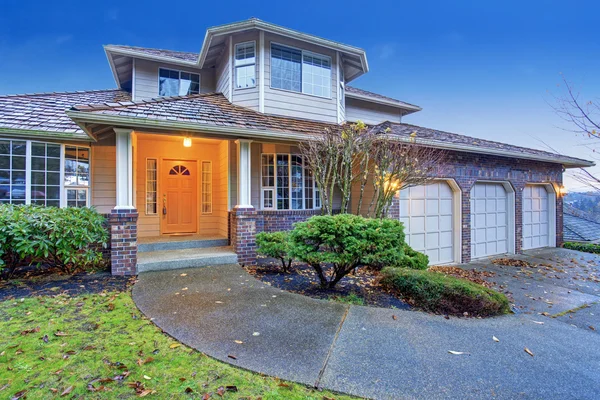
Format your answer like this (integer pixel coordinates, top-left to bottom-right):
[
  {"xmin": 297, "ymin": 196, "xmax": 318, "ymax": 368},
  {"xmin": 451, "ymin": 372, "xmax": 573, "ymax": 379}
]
[
  {"xmin": 114, "ymin": 128, "xmax": 135, "ymax": 210},
  {"xmin": 235, "ymin": 139, "xmax": 253, "ymax": 208}
]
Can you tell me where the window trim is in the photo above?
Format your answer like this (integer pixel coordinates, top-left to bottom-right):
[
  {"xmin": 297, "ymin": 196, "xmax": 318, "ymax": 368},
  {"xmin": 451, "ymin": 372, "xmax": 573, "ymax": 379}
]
[
  {"xmin": 157, "ymin": 67, "xmax": 201, "ymax": 97},
  {"xmin": 145, "ymin": 158, "xmax": 158, "ymax": 216},
  {"xmin": 201, "ymin": 160, "xmax": 212, "ymax": 215},
  {"xmin": 234, "ymin": 40, "xmax": 257, "ymax": 90},
  {"xmin": 269, "ymin": 42, "xmax": 332, "ymax": 100},
  {"xmin": 260, "ymin": 152, "xmax": 321, "ymax": 211}
]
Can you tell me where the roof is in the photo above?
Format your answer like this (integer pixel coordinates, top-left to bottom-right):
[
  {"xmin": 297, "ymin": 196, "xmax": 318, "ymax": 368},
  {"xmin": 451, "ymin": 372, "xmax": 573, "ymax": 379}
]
[
  {"xmin": 372, "ymin": 121, "xmax": 593, "ymax": 168},
  {"xmin": 104, "ymin": 45, "xmax": 199, "ymax": 64},
  {"xmin": 66, "ymin": 93, "xmax": 594, "ymax": 167},
  {"xmin": 345, "ymin": 86, "xmax": 421, "ymax": 112},
  {"xmin": 0, "ymin": 89, "xmax": 131, "ymax": 140},
  {"xmin": 564, "ymin": 213, "xmax": 600, "ymax": 242}
]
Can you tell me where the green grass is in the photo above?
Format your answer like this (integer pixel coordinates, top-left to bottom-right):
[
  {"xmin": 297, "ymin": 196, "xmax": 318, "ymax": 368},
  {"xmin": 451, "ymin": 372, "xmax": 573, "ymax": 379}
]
[
  {"xmin": 0, "ymin": 290, "xmax": 357, "ymax": 399},
  {"xmin": 328, "ymin": 293, "xmax": 365, "ymax": 306},
  {"xmin": 563, "ymin": 242, "xmax": 600, "ymax": 254},
  {"xmin": 380, "ymin": 267, "xmax": 511, "ymax": 317}
]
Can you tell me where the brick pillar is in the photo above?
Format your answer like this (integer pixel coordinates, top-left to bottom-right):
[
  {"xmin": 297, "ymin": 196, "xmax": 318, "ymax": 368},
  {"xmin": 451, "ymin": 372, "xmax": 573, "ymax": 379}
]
[
  {"xmin": 513, "ymin": 182, "xmax": 525, "ymax": 254},
  {"xmin": 230, "ymin": 206, "xmax": 257, "ymax": 265},
  {"xmin": 109, "ymin": 209, "xmax": 138, "ymax": 275}
]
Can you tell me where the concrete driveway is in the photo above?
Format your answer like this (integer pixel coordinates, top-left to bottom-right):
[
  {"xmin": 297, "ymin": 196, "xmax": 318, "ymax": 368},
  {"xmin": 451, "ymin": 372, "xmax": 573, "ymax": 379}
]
[{"xmin": 133, "ymin": 248, "xmax": 600, "ymax": 399}]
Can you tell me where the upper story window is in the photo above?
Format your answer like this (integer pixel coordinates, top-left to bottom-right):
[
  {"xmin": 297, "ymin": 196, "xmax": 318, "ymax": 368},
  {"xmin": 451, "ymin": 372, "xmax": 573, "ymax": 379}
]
[
  {"xmin": 159, "ymin": 68, "xmax": 200, "ymax": 97},
  {"xmin": 235, "ymin": 42, "xmax": 256, "ymax": 89},
  {"xmin": 271, "ymin": 44, "xmax": 331, "ymax": 98}
]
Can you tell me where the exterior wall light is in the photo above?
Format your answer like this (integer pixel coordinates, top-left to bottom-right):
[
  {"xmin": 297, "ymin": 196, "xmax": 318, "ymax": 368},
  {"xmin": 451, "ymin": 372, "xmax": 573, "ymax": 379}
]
[
  {"xmin": 183, "ymin": 137, "xmax": 192, "ymax": 148},
  {"xmin": 559, "ymin": 185, "xmax": 568, "ymax": 197}
]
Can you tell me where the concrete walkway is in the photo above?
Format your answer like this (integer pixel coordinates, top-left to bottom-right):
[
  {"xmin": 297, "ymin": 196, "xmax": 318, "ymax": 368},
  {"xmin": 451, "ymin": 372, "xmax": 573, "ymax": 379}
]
[{"xmin": 133, "ymin": 252, "xmax": 600, "ymax": 400}]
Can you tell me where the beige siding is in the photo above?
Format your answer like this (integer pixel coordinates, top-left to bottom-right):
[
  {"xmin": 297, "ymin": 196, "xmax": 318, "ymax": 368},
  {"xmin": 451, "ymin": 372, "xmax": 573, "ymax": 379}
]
[
  {"xmin": 216, "ymin": 141, "xmax": 230, "ymax": 237},
  {"xmin": 228, "ymin": 140, "xmax": 237, "ymax": 208},
  {"xmin": 134, "ymin": 134, "xmax": 227, "ymax": 238},
  {"xmin": 91, "ymin": 136, "xmax": 116, "ymax": 214},
  {"xmin": 263, "ymin": 32, "xmax": 338, "ymax": 123},
  {"xmin": 133, "ymin": 59, "xmax": 216, "ymax": 101},
  {"xmin": 216, "ymin": 37, "xmax": 232, "ymax": 101},
  {"xmin": 345, "ymin": 98, "xmax": 403, "ymax": 125},
  {"xmin": 349, "ymin": 171, "xmax": 377, "ymax": 217},
  {"xmin": 231, "ymin": 31, "xmax": 260, "ymax": 111}
]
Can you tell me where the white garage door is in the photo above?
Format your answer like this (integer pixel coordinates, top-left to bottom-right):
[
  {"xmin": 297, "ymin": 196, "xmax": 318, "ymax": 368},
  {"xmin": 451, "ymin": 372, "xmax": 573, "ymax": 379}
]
[
  {"xmin": 399, "ymin": 182, "xmax": 454, "ymax": 264},
  {"xmin": 470, "ymin": 183, "xmax": 509, "ymax": 259},
  {"xmin": 522, "ymin": 185, "xmax": 549, "ymax": 250}
]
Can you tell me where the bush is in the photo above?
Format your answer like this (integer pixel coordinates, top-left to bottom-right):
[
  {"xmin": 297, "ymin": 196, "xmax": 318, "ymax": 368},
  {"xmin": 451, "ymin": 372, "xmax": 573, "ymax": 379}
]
[
  {"xmin": 563, "ymin": 242, "xmax": 600, "ymax": 254},
  {"xmin": 289, "ymin": 214, "xmax": 406, "ymax": 288},
  {"xmin": 396, "ymin": 244, "xmax": 429, "ymax": 270},
  {"xmin": 256, "ymin": 231, "xmax": 293, "ymax": 273},
  {"xmin": 0, "ymin": 204, "xmax": 109, "ymax": 277},
  {"xmin": 380, "ymin": 267, "xmax": 511, "ymax": 317}
]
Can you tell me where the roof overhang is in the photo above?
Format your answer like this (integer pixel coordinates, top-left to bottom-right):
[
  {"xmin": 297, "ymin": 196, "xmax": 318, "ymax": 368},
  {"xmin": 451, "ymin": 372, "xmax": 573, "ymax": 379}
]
[
  {"xmin": 345, "ymin": 92, "xmax": 422, "ymax": 114},
  {"xmin": 0, "ymin": 127, "xmax": 94, "ymax": 143},
  {"xmin": 198, "ymin": 18, "xmax": 369, "ymax": 80}
]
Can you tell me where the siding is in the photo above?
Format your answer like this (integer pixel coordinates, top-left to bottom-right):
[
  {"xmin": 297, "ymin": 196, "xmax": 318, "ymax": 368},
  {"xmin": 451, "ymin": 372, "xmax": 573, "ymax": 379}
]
[
  {"xmin": 216, "ymin": 37, "xmax": 232, "ymax": 101},
  {"xmin": 133, "ymin": 59, "xmax": 216, "ymax": 101},
  {"xmin": 91, "ymin": 136, "xmax": 116, "ymax": 214},
  {"xmin": 263, "ymin": 32, "xmax": 338, "ymax": 123},
  {"xmin": 231, "ymin": 31, "xmax": 260, "ymax": 111},
  {"xmin": 216, "ymin": 140, "xmax": 230, "ymax": 237},
  {"xmin": 345, "ymin": 97, "xmax": 403, "ymax": 125}
]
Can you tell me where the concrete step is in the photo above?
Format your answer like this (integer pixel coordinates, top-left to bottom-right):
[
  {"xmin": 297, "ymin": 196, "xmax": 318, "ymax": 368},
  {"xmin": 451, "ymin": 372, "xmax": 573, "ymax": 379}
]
[
  {"xmin": 137, "ymin": 246, "xmax": 238, "ymax": 273},
  {"xmin": 138, "ymin": 237, "xmax": 228, "ymax": 253}
]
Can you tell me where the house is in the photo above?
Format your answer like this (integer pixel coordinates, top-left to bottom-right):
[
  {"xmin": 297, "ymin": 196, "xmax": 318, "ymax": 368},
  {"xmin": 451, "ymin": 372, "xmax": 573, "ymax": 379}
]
[
  {"xmin": 0, "ymin": 18, "xmax": 593, "ymax": 275},
  {"xmin": 563, "ymin": 204, "xmax": 600, "ymax": 242}
]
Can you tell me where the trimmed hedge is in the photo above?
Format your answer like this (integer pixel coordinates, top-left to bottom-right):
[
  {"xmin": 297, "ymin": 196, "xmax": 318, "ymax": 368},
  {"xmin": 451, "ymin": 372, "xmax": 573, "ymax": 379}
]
[
  {"xmin": 396, "ymin": 244, "xmax": 429, "ymax": 270},
  {"xmin": 256, "ymin": 231, "xmax": 293, "ymax": 273},
  {"xmin": 0, "ymin": 204, "xmax": 108, "ymax": 277},
  {"xmin": 380, "ymin": 267, "xmax": 511, "ymax": 317},
  {"xmin": 563, "ymin": 242, "xmax": 600, "ymax": 254}
]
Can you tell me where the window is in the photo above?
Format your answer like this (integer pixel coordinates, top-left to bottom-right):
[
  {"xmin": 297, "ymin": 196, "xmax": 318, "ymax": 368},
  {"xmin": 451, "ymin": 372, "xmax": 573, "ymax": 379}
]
[
  {"xmin": 31, "ymin": 142, "xmax": 61, "ymax": 207},
  {"xmin": 201, "ymin": 161, "xmax": 212, "ymax": 214},
  {"xmin": 0, "ymin": 139, "xmax": 26, "ymax": 204},
  {"xmin": 146, "ymin": 159, "xmax": 157, "ymax": 214},
  {"xmin": 261, "ymin": 153, "xmax": 320, "ymax": 210},
  {"xmin": 159, "ymin": 68, "xmax": 200, "ymax": 97},
  {"xmin": 270, "ymin": 44, "xmax": 331, "ymax": 98},
  {"xmin": 235, "ymin": 42, "xmax": 256, "ymax": 89},
  {"xmin": 64, "ymin": 146, "xmax": 90, "ymax": 207}
]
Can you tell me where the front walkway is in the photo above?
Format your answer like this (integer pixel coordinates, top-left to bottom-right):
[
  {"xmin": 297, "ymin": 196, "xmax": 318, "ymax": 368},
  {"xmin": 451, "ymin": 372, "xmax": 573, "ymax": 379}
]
[{"xmin": 133, "ymin": 250, "xmax": 600, "ymax": 400}]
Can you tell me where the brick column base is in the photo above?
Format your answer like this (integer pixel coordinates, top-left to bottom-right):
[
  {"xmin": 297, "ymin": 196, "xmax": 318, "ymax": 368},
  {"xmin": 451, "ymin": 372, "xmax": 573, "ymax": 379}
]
[
  {"xmin": 229, "ymin": 206, "xmax": 257, "ymax": 265},
  {"xmin": 109, "ymin": 209, "xmax": 138, "ymax": 275}
]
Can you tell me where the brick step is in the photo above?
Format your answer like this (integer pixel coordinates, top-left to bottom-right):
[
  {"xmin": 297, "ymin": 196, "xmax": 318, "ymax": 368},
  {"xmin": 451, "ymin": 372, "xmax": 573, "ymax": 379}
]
[
  {"xmin": 138, "ymin": 236, "xmax": 228, "ymax": 253},
  {"xmin": 137, "ymin": 246, "xmax": 238, "ymax": 273}
]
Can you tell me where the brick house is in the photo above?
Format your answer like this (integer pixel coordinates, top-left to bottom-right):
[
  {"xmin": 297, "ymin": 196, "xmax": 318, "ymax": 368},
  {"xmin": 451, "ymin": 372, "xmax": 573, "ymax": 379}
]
[{"xmin": 0, "ymin": 18, "xmax": 593, "ymax": 275}]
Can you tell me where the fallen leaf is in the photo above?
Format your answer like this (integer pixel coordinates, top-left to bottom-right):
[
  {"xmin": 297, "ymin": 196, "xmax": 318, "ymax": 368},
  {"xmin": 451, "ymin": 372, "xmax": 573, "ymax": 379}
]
[
  {"xmin": 217, "ymin": 386, "xmax": 225, "ymax": 396},
  {"xmin": 169, "ymin": 343, "xmax": 181, "ymax": 349},
  {"xmin": 225, "ymin": 385, "xmax": 238, "ymax": 392},
  {"xmin": 492, "ymin": 336, "xmax": 500, "ymax": 342},
  {"xmin": 107, "ymin": 303, "xmax": 115, "ymax": 311},
  {"xmin": 185, "ymin": 387, "xmax": 193, "ymax": 393},
  {"xmin": 448, "ymin": 350, "xmax": 469, "ymax": 355},
  {"xmin": 143, "ymin": 375, "xmax": 152, "ymax": 380},
  {"xmin": 54, "ymin": 331, "xmax": 68, "ymax": 337},
  {"xmin": 180, "ymin": 273, "xmax": 187, "ymax": 276},
  {"xmin": 42, "ymin": 334, "xmax": 49, "ymax": 343},
  {"xmin": 532, "ymin": 321, "xmax": 544, "ymax": 325},
  {"xmin": 253, "ymin": 332, "xmax": 260, "ymax": 336},
  {"xmin": 201, "ymin": 393, "xmax": 211, "ymax": 400},
  {"xmin": 234, "ymin": 340, "xmax": 243, "ymax": 344},
  {"xmin": 589, "ymin": 326, "xmax": 596, "ymax": 331},
  {"xmin": 392, "ymin": 315, "xmax": 397, "ymax": 320},
  {"xmin": 11, "ymin": 390, "xmax": 27, "ymax": 399},
  {"xmin": 524, "ymin": 347, "xmax": 534, "ymax": 357},
  {"xmin": 227, "ymin": 354, "xmax": 237, "ymax": 360},
  {"xmin": 20, "ymin": 326, "xmax": 40, "ymax": 335},
  {"xmin": 61, "ymin": 385, "xmax": 73, "ymax": 397}
]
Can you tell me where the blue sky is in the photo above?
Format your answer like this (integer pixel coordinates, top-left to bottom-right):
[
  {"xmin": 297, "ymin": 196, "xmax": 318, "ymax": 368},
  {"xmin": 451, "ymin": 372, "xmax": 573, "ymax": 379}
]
[{"xmin": 1, "ymin": 0, "xmax": 599, "ymax": 190}]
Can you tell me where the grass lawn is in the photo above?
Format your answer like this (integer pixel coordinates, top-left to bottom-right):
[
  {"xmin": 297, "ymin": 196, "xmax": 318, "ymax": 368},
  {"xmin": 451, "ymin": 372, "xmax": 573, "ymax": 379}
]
[{"xmin": 0, "ymin": 289, "xmax": 356, "ymax": 399}]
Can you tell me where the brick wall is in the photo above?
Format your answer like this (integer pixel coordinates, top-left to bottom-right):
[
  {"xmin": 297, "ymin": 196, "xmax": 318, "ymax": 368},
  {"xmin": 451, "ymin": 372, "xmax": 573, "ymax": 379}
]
[
  {"xmin": 109, "ymin": 209, "xmax": 138, "ymax": 275},
  {"xmin": 229, "ymin": 207, "xmax": 257, "ymax": 265},
  {"xmin": 256, "ymin": 209, "xmax": 322, "ymax": 233}
]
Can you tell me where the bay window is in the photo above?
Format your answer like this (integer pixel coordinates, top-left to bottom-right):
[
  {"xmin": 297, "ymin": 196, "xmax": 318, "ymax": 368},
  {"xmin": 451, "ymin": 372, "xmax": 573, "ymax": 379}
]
[
  {"xmin": 271, "ymin": 43, "xmax": 331, "ymax": 98},
  {"xmin": 261, "ymin": 153, "xmax": 321, "ymax": 210}
]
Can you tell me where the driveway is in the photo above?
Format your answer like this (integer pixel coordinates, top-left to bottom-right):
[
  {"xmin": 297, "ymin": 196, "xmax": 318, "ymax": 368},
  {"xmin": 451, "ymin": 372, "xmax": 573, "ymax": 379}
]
[{"xmin": 133, "ymin": 248, "xmax": 600, "ymax": 399}]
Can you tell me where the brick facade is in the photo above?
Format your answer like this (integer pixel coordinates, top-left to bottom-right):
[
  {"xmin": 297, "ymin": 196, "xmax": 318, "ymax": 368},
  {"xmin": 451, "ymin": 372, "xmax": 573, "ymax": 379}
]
[
  {"xmin": 256, "ymin": 209, "xmax": 322, "ymax": 233},
  {"xmin": 229, "ymin": 206, "xmax": 258, "ymax": 265},
  {"xmin": 109, "ymin": 209, "xmax": 138, "ymax": 275}
]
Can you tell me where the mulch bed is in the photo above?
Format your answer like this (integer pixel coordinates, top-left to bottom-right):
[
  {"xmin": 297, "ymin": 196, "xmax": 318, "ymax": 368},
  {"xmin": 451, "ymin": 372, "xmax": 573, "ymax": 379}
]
[
  {"xmin": 0, "ymin": 266, "xmax": 135, "ymax": 301},
  {"xmin": 244, "ymin": 258, "xmax": 410, "ymax": 309}
]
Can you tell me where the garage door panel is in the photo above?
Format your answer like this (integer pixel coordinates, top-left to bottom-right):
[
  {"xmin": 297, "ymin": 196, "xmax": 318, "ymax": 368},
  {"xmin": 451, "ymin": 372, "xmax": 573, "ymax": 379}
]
[
  {"xmin": 400, "ymin": 181, "xmax": 455, "ymax": 265},
  {"xmin": 470, "ymin": 182, "xmax": 510, "ymax": 259},
  {"xmin": 522, "ymin": 185, "xmax": 550, "ymax": 250}
]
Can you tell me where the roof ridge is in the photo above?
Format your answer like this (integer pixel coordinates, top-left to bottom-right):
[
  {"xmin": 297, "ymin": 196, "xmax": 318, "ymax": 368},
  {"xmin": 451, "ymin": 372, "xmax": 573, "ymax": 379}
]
[
  {"xmin": 106, "ymin": 44, "xmax": 198, "ymax": 56},
  {"xmin": 0, "ymin": 88, "xmax": 126, "ymax": 99},
  {"xmin": 71, "ymin": 92, "xmax": 223, "ymax": 111}
]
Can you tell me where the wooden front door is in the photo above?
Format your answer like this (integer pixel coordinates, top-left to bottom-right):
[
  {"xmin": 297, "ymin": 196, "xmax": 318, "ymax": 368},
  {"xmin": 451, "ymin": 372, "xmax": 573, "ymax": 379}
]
[{"xmin": 161, "ymin": 160, "xmax": 197, "ymax": 234}]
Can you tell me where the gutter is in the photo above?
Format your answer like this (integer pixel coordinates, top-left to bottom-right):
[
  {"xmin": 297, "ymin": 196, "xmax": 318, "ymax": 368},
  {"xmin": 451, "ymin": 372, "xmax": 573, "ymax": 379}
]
[
  {"xmin": 0, "ymin": 127, "xmax": 94, "ymax": 143},
  {"xmin": 345, "ymin": 92, "xmax": 422, "ymax": 112}
]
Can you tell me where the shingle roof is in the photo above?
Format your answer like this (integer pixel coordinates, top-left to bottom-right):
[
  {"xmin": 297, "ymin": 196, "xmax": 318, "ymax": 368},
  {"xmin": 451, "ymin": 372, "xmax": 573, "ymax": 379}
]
[
  {"xmin": 70, "ymin": 93, "xmax": 336, "ymax": 136},
  {"xmin": 346, "ymin": 86, "xmax": 421, "ymax": 110},
  {"xmin": 563, "ymin": 214, "xmax": 600, "ymax": 242},
  {"xmin": 0, "ymin": 89, "xmax": 131, "ymax": 139},
  {"xmin": 106, "ymin": 45, "xmax": 199, "ymax": 63},
  {"xmin": 373, "ymin": 121, "xmax": 592, "ymax": 167}
]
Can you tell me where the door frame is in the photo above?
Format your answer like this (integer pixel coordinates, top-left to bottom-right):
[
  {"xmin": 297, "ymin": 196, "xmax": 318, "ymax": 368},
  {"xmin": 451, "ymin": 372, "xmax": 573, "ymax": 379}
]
[
  {"xmin": 522, "ymin": 183, "xmax": 557, "ymax": 250},
  {"xmin": 159, "ymin": 158, "xmax": 199, "ymax": 235}
]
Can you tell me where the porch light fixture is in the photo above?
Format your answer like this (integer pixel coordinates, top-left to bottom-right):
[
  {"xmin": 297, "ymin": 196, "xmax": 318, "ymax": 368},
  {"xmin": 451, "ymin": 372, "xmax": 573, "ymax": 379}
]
[
  {"xmin": 183, "ymin": 137, "xmax": 192, "ymax": 148},
  {"xmin": 558, "ymin": 185, "xmax": 567, "ymax": 197}
]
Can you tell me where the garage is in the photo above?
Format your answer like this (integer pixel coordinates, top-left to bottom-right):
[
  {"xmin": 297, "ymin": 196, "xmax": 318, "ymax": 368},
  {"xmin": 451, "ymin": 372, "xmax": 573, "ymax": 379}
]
[
  {"xmin": 399, "ymin": 181, "xmax": 455, "ymax": 264},
  {"xmin": 470, "ymin": 182, "xmax": 513, "ymax": 259},
  {"xmin": 522, "ymin": 185, "xmax": 553, "ymax": 250}
]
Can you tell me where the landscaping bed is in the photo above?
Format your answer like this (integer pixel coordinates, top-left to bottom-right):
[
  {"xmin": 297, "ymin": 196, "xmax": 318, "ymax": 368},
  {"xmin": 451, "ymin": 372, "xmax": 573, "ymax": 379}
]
[{"xmin": 245, "ymin": 258, "xmax": 410, "ymax": 309}]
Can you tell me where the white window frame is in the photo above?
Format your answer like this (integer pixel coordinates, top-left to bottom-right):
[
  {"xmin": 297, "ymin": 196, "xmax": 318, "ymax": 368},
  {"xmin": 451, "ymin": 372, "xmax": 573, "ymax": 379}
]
[
  {"xmin": 145, "ymin": 158, "xmax": 158, "ymax": 215},
  {"xmin": 201, "ymin": 160, "xmax": 212, "ymax": 214},
  {"xmin": 234, "ymin": 41, "xmax": 257, "ymax": 90},
  {"xmin": 157, "ymin": 68, "xmax": 200, "ymax": 97},
  {"xmin": 269, "ymin": 42, "xmax": 332, "ymax": 99},
  {"xmin": 260, "ymin": 153, "xmax": 321, "ymax": 211}
]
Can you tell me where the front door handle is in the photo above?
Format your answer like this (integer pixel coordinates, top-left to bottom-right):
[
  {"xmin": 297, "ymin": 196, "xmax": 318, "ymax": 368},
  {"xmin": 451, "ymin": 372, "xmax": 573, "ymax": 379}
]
[{"xmin": 162, "ymin": 194, "xmax": 167, "ymax": 215}]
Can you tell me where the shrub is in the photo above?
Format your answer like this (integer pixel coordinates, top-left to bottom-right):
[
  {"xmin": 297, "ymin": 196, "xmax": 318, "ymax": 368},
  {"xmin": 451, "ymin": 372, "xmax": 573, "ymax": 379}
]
[
  {"xmin": 563, "ymin": 242, "xmax": 600, "ymax": 254},
  {"xmin": 0, "ymin": 204, "xmax": 109, "ymax": 276},
  {"xmin": 396, "ymin": 244, "xmax": 429, "ymax": 270},
  {"xmin": 380, "ymin": 267, "xmax": 511, "ymax": 317},
  {"xmin": 289, "ymin": 214, "xmax": 406, "ymax": 288},
  {"xmin": 256, "ymin": 231, "xmax": 293, "ymax": 273}
]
